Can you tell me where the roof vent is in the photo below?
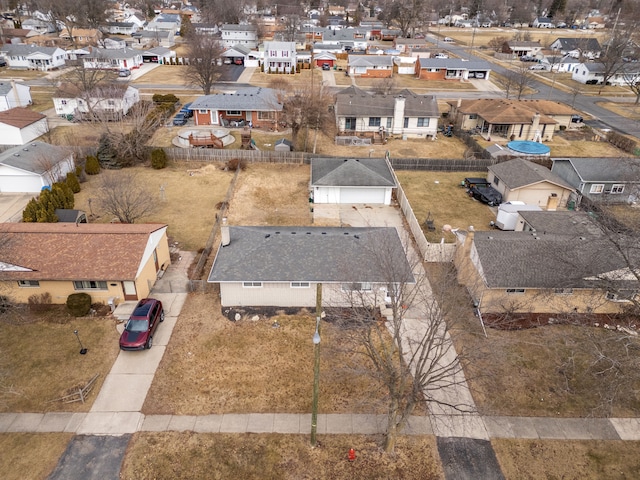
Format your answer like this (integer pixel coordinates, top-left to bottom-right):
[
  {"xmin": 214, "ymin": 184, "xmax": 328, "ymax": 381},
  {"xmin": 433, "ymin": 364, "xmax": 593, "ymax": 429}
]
[
  {"xmin": 275, "ymin": 231, "xmax": 280, "ymax": 234},
  {"xmin": 265, "ymin": 234, "xmax": 270, "ymax": 238},
  {"xmin": 13, "ymin": 153, "xmax": 19, "ymax": 156},
  {"xmin": 291, "ymin": 231, "xmax": 296, "ymax": 234}
]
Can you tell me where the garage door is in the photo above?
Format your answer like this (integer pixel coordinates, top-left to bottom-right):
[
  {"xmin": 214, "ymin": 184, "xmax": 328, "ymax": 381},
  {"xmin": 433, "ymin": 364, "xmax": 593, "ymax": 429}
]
[
  {"xmin": 0, "ymin": 175, "xmax": 42, "ymax": 193},
  {"xmin": 340, "ymin": 187, "xmax": 386, "ymax": 204}
]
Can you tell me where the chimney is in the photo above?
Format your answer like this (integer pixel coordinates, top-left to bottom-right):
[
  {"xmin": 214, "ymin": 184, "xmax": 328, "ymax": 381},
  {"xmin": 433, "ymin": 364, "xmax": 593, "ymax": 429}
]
[
  {"xmin": 531, "ymin": 112, "xmax": 540, "ymax": 140},
  {"xmin": 221, "ymin": 217, "xmax": 230, "ymax": 247},
  {"xmin": 11, "ymin": 80, "xmax": 21, "ymax": 107},
  {"xmin": 391, "ymin": 95, "xmax": 405, "ymax": 135}
]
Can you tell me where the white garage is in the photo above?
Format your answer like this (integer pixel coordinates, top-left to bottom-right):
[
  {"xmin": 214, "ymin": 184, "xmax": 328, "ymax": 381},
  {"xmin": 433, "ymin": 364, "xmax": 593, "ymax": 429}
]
[{"xmin": 311, "ymin": 158, "xmax": 396, "ymax": 205}]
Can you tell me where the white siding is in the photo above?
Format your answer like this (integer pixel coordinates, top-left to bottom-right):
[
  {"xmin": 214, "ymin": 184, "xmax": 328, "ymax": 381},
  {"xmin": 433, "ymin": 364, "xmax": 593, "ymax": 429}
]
[{"xmin": 340, "ymin": 187, "xmax": 386, "ymax": 204}]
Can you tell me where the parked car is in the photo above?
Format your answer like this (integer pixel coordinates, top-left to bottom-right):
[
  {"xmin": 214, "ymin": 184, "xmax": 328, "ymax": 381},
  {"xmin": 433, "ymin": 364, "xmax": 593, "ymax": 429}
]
[
  {"xmin": 173, "ymin": 113, "xmax": 187, "ymax": 126},
  {"xmin": 118, "ymin": 68, "xmax": 131, "ymax": 77},
  {"xmin": 571, "ymin": 114, "xmax": 584, "ymax": 123},
  {"xmin": 180, "ymin": 102, "xmax": 193, "ymax": 118},
  {"xmin": 234, "ymin": 58, "xmax": 243, "ymax": 65},
  {"xmin": 223, "ymin": 58, "xmax": 232, "ymax": 64},
  {"xmin": 0, "ymin": 58, "xmax": 6, "ymax": 67},
  {"xmin": 119, "ymin": 298, "xmax": 164, "ymax": 350},
  {"xmin": 434, "ymin": 53, "xmax": 449, "ymax": 59},
  {"xmin": 321, "ymin": 63, "xmax": 330, "ymax": 70},
  {"xmin": 529, "ymin": 64, "xmax": 547, "ymax": 70},
  {"xmin": 469, "ymin": 185, "xmax": 503, "ymax": 206}
]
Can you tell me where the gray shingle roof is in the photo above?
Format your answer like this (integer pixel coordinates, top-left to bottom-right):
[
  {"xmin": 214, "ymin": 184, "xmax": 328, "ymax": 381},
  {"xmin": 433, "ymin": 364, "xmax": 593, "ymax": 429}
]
[
  {"xmin": 0, "ymin": 142, "xmax": 69, "ymax": 175},
  {"xmin": 335, "ymin": 86, "xmax": 439, "ymax": 118},
  {"xmin": 189, "ymin": 88, "xmax": 282, "ymax": 112},
  {"xmin": 417, "ymin": 59, "xmax": 490, "ymax": 70},
  {"xmin": 311, "ymin": 158, "xmax": 396, "ymax": 187},
  {"xmin": 348, "ymin": 55, "xmax": 393, "ymax": 67},
  {"xmin": 0, "ymin": 44, "xmax": 62, "ymax": 56},
  {"xmin": 517, "ymin": 211, "xmax": 603, "ymax": 237},
  {"xmin": 552, "ymin": 157, "xmax": 640, "ymax": 183},
  {"xmin": 86, "ymin": 47, "xmax": 140, "ymax": 59},
  {"xmin": 554, "ymin": 38, "xmax": 601, "ymax": 51},
  {"xmin": 489, "ymin": 158, "xmax": 573, "ymax": 190},
  {"xmin": 208, "ymin": 226, "xmax": 415, "ymax": 284}
]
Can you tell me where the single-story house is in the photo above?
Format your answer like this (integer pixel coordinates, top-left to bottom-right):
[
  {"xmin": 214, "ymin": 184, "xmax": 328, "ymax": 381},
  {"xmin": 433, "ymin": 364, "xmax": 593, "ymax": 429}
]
[
  {"xmin": 311, "ymin": 158, "xmax": 397, "ymax": 205},
  {"xmin": 454, "ymin": 211, "xmax": 640, "ymax": 316},
  {"xmin": 189, "ymin": 87, "xmax": 283, "ymax": 129},
  {"xmin": 0, "ymin": 141, "xmax": 72, "ymax": 192},
  {"xmin": 532, "ymin": 17, "xmax": 555, "ymax": 28},
  {"xmin": 263, "ymin": 41, "xmax": 296, "ymax": 73},
  {"xmin": 320, "ymin": 26, "xmax": 369, "ymax": 51},
  {"xmin": 551, "ymin": 157, "xmax": 640, "ymax": 205},
  {"xmin": 0, "ymin": 28, "xmax": 41, "ymax": 42},
  {"xmin": 347, "ymin": 55, "xmax": 393, "ymax": 77},
  {"xmin": 0, "ymin": 81, "xmax": 32, "ymax": 111},
  {"xmin": 193, "ymin": 23, "xmax": 219, "ymax": 36},
  {"xmin": 141, "ymin": 46, "xmax": 175, "ymax": 63},
  {"xmin": 501, "ymin": 41, "xmax": 543, "ymax": 57},
  {"xmin": 208, "ymin": 224, "xmax": 414, "ymax": 309},
  {"xmin": 0, "ymin": 44, "xmax": 66, "ymax": 70},
  {"xmin": 544, "ymin": 55, "xmax": 580, "ymax": 73},
  {"xmin": 335, "ymin": 86, "xmax": 439, "ymax": 138},
  {"xmin": 313, "ymin": 51, "xmax": 337, "ymax": 68},
  {"xmin": 53, "ymin": 83, "xmax": 140, "ymax": 121},
  {"xmin": 134, "ymin": 30, "xmax": 175, "ymax": 48},
  {"xmin": 102, "ymin": 21, "xmax": 139, "ymax": 35},
  {"xmin": 59, "ymin": 28, "xmax": 103, "ymax": 46},
  {"xmin": 447, "ymin": 98, "xmax": 578, "ymax": 141},
  {"xmin": 21, "ymin": 19, "xmax": 56, "ymax": 34},
  {"xmin": 585, "ymin": 16, "xmax": 606, "ymax": 29},
  {"xmin": 415, "ymin": 58, "xmax": 491, "ymax": 81},
  {"xmin": 393, "ymin": 38, "xmax": 429, "ymax": 53},
  {"xmin": 487, "ymin": 158, "xmax": 574, "ymax": 209},
  {"xmin": 82, "ymin": 47, "xmax": 143, "ymax": 71},
  {"xmin": 312, "ymin": 43, "xmax": 344, "ymax": 55},
  {"xmin": 102, "ymin": 37, "xmax": 128, "ymax": 50},
  {"xmin": 572, "ymin": 62, "xmax": 640, "ymax": 86},
  {"xmin": 549, "ymin": 37, "xmax": 602, "ymax": 59},
  {"xmin": 0, "ymin": 223, "xmax": 170, "ymax": 305},
  {"xmin": 0, "ymin": 108, "xmax": 48, "ymax": 145}
]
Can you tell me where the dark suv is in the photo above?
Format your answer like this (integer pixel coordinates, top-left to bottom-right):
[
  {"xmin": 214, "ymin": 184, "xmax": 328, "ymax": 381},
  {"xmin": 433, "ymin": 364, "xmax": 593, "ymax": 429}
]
[
  {"xmin": 119, "ymin": 298, "xmax": 164, "ymax": 350},
  {"xmin": 469, "ymin": 185, "xmax": 503, "ymax": 206}
]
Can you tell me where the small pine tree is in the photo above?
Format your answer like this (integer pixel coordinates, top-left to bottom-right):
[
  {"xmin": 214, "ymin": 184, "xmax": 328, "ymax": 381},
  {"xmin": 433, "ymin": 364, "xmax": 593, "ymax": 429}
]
[
  {"xmin": 85, "ymin": 155, "xmax": 101, "ymax": 175},
  {"xmin": 151, "ymin": 148, "xmax": 167, "ymax": 169},
  {"xmin": 66, "ymin": 171, "xmax": 81, "ymax": 193},
  {"xmin": 97, "ymin": 134, "xmax": 120, "ymax": 169},
  {"xmin": 22, "ymin": 198, "xmax": 39, "ymax": 222},
  {"xmin": 66, "ymin": 293, "xmax": 92, "ymax": 317}
]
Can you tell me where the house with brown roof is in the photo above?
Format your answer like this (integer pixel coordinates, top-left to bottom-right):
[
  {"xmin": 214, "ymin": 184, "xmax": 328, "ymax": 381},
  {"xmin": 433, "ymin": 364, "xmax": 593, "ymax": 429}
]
[
  {"xmin": 0, "ymin": 223, "xmax": 170, "ymax": 305},
  {"xmin": 59, "ymin": 28, "xmax": 103, "ymax": 46},
  {"xmin": 0, "ymin": 107, "xmax": 48, "ymax": 145},
  {"xmin": 447, "ymin": 98, "xmax": 578, "ymax": 141},
  {"xmin": 501, "ymin": 40, "xmax": 543, "ymax": 58}
]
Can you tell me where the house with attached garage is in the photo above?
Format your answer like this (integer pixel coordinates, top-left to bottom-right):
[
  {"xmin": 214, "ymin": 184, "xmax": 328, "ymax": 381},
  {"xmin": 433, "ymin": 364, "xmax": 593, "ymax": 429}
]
[
  {"xmin": 208, "ymin": 224, "xmax": 414, "ymax": 311},
  {"xmin": 0, "ymin": 142, "xmax": 72, "ymax": 192},
  {"xmin": 189, "ymin": 87, "xmax": 283, "ymax": 129},
  {"xmin": 0, "ymin": 108, "xmax": 48, "ymax": 145},
  {"xmin": 549, "ymin": 37, "xmax": 601, "ymax": 59},
  {"xmin": 501, "ymin": 40, "xmax": 543, "ymax": 58},
  {"xmin": 347, "ymin": 55, "xmax": 393, "ymax": 77},
  {"xmin": 415, "ymin": 58, "xmax": 491, "ymax": 81},
  {"xmin": 311, "ymin": 158, "xmax": 397, "ymax": 205},
  {"xmin": 572, "ymin": 62, "xmax": 640, "ymax": 86},
  {"xmin": 455, "ymin": 211, "xmax": 640, "ymax": 317},
  {"xmin": 551, "ymin": 157, "xmax": 640, "ymax": 205},
  {"xmin": 487, "ymin": 158, "xmax": 574, "ymax": 209},
  {"xmin": 0, "ymin": 223, "xmax": 170, "ymax": 305},
  {"xmin": 82, "ymin": 47, "xmax": 143, "ymax": 71},
  {"xmin": 0, "ymin": 44, "xmax": 66, "ymax": 70},
  {"xmin": 334, "ymin": 86, "xmax": 439, "ymax": 140}
]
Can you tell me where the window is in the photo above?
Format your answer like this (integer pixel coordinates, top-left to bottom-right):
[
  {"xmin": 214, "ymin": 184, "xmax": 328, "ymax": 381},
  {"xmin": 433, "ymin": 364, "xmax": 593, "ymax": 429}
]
[
  {"xmin": 404, "ymin": 117, "xmax": 409, "ymax": 128},
  {"xmin": 611, "ymin": 184, "xmax": 624, "ymax": 194},
  {"xmin": 468, "ymin": 114, "xmax": 478, "ymax": 120},
  {"xmin": 417, "ymin": 117, "xmax": 429, "ymax": 127},
  {"xmin": 18, "ymin": 280, "xmax": 40, "ymax": 287},
  {"xmin": 243, "ymin": 282, "xmax": 263, "ymax": 288},
  {"xmin": 494, "ymin": 177, "xmax": 499, "ymax": 186},
  {"xmin": 291, "ymin": 282, "xmax": 310, "ymax": 288},
  {"xmin": 198, "ymin": 109, "xmax": 207, "ymax": 114},
  {"xmin": 107, "ymin": 100, "xmax": 115, "ymax": 106},
  {"xmin": 258, "ymin": 111, "xmax": 275, "ymax": 120},
  {"xmin": 342, "ymin": 282, "xmax": 372, "ymax": 291},
  {"xmin": 590, "ymin": 184, "xmax": 604, "ymax": 194},
  {"xmin": 554, "ymin": 288, "xmax": 573, "ymax": 295},
  {"xmin": 606, "ymin": 290, "xmax": 636, "ymax": 302},
  {"xmin": 386, "ymin": 117, "xmax": 392, "ymax": 129},
  {"xmin": 74, "ymin": 280, "xmax": 107, "ymax": 290},
  {"xmin": 506, "ymin": 288, "xmax": 525, "ymax": 294},
  {"xmin": 227, "ymin": 110, "xmax": 241, "ymax": 116},
  {"xmin": 61, "ymin": 99, "xmax": 67, "ymax": 105},
  {"xmin": 369, "ymin": 117, "xmax": 381, "ymax": 127}
]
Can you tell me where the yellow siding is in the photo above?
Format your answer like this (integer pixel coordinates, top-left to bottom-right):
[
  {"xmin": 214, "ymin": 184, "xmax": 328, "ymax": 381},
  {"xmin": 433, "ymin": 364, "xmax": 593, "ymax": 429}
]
[{"xmin": 1, "ymin": 280, "xmax": 124, "ymax": 305}]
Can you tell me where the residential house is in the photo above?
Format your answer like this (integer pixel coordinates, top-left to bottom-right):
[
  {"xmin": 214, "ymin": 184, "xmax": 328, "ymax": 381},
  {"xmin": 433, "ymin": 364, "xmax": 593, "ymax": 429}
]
[
  {"xmin": 0, "ymin": 44, "xmax": 66, "ymax": 70},
  {"xmin": 21, "ymin": 18, "xmax": 56, "ymax": 34},
  {"xmin": 415, "ymin": 58, "xmax": 491, "ymax": 81},
  {"xmin": 311, "ymin": 158, "xmax": 396, "ymax": 205},
  {"xmin": 59, "ymin": 28, "xmax": 103, "ymax": 46},
  {"xmin": 0, "ymin": 223, "xmax": 170, "ymax": 305},
  {"xmin": 335, "ymin": 86, "xmax": 439, "ymax": 139},
  {"xmin": 221, "ymin": 24, "xmax": 258, "ymax": 49},
  {"xmin": 102, "ymin": 21, "xmax": 139, "ymax": 35},
  {"xmin": 208, "ymin": 225, "xmax": 414, "ymax": 309},
  {"xmin": 549, "ymin": 37, "xmax": 601, "ymax": 59},
  {"xmin": 312, "ymin": 43, "xmax": 344, "ymax": 56},
  {"xmin": 501, "ymin": 41, "xmax": 543, "ymax": 58},
  {"xmin": 263, "ymin": 41, "xmax": 296, "ymax": 73},
  {"xmin": 551, "ymin": 157, "xmax": 640, "ymax": 205},
  {"xmin": 145, "ymin": 13, "xmax": 180, "ymax": 34},
  {"xmin": 586, "ymin": 16, "xmax": 606, "ymax": 29},
  {"xmin": 0, "ymin": 142, "xmax": 71, "ymax": 192},
  {"xmin": 0, "ymin": 81, "xmax": 32, "ymax": 111},
  {"xmin": 393, "ymin": 38, "xmax": 429, "ymax": 54},
  {"xmin": 455, "ymin": 211, "xmax": 640, "ymax": 317},
  {"xmin": 544, "ymin": 55, "xmax": 580, "ymax": 73},
  {"xmin": 313, "ymin": 51, "xmax": 337, "ymax": 68},
  {"xmin": 572, "ymin": 62, "xmax": 640, "ymax": 86},
  {"xmin": 0, "ymin": 28, "xmax": 41, "ymax": 44},
  {"xmin": 447, "ymin": 98, "xmax": 578, "ymax": 141},
  {"xmin": 0, "ymin": 108, "xmax": 48, "ymax": 145},
  {"xmin": 487, "ymin": 158, "xmax": 574, "ymax": 209},
  {"xmin": 532, "ymin": 17, "xmax": 555, "ymax": 28},
  {"xmin": 347, "ymin": 55, "xmax": 393, "ymax": 77},
  {"xmin": 135, "ymin": 30, "xmax": 175, "ymax": 48},
  {"xmin": 53, "ymin": 83, "xmax": 140, "ymax": 121},
  {"xmin": 320, "ymin": 27, "xmax": 369, "ymax": 51},
  {"xmin": 102, "ymin": 37, "xmax": 128, "ymax": 49},
  {"xmin": 82, "ymin": 47, "xmax": 143, "ymax": 71},
  {"xmin": 189, "ymin": 87, "xmax": 283, "ymax": 129},
  {"xmin": 141, "ymin": 47, "xmax": 175, "ymax": 63},
  {"xmin": 192, "ymin": 23, "xmax": 219, "ymax": 35}
]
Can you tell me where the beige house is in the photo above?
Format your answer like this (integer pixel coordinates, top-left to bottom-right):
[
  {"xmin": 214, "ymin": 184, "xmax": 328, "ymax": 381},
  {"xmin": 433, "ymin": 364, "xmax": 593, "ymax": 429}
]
[
  {"xmin": 0, "ymin": 223, "xmax": 170, "ymax": 305},
  {"xmin": 455, "ymin": 211, "xmax": 640, "ymax": 318}
]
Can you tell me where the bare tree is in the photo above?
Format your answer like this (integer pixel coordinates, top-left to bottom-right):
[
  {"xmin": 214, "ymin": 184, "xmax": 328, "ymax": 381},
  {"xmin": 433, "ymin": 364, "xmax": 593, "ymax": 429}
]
[
  {"xmin": 499, "ymin": 62, "xmax": 535, "ymax": 99},
  {"xmin": 597, "ymin": 33, "xmax": 630, "ymax": 94},
  {"xmin": 621, "ymin": 69, "xmax": 640, "ymax": 104},
  {"xmin": 183, "ymin": 33, "xmax": 224, "ymax": 95},
  {"xmin": 95, "ymin": 171, "xmax": 158, "ymax": 223},
  {"xmin": 371, "ymin": 77, "xmax": 397, "ymax": 95},
  {"xmin": 487, "ymin": 36, "xmax": 508, "ymax": 52},
  {"xmin": 280, "ymin": 84, "xmax": 334, "ymax": 151}
]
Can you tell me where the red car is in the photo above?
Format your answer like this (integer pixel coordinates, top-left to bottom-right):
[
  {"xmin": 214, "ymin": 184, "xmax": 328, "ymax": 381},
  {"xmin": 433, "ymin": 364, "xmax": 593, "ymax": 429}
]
[{"xmin": 119, "ymin": 298, "xmax": 164, "ymax": 350}]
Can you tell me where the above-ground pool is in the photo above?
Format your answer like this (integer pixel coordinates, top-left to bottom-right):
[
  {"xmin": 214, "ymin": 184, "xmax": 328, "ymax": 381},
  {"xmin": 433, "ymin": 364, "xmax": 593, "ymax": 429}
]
[
  {"xmin": 507, "ymin": 140, "xmax": 550, "ymax": 156},
  {"xmin": 173, "ymin": 127, "xmax": 236, "ymax": 148}
]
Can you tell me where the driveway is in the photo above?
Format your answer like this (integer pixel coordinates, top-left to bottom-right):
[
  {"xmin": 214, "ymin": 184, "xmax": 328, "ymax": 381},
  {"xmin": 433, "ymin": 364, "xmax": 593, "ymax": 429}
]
[{"xmin": 0, "ymin": 193, "xmax": 33, "ymax": 222}]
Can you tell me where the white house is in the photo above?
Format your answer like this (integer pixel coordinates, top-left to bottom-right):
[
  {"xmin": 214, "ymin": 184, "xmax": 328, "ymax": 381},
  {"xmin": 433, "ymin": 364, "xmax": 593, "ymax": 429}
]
[
  {"xmin": 572, "ymin": 62, "xmax": 640, "ymax": 86},
  {"xmin": 145, "ymin": 13, "xmax": 181, "ymax": 34},
  {"xmin": 532, "ymin": 17, "xmax": 555, "ymax": 28},
  {"xmin": 53, "ymin": 84, "xmax": 140, "ymax": 120},
  {"xmin": 0, "ymin": 81, "xmax": 32, "ymax": 111},
  {"xmin": 263, "ymin": 41, "xmax": 297, "ymax": 73},
  {"xmin": 82, "ymin": 47, "xmax": 143, "ymax": 71},
  {"xmin": 549, "ymin": 38, "xmax": 602, "ymax": 59},
  {"xmin": 347, "ymin": 55, "xmax": 394, "ymax": 77},
  {"xmin": 102, "ymin": 21, "xmax": 139, "ymax": 35},
  {"xmin": 0, "ymin": 45, "xmax": 66, "ymax": 71},
  {"xmin": 221, "ymin": 24, "xmax": 258, "ymax": 49},
  {"xmin": 0, "ymin": 108, "xmax": 48, "ymax": 145},
  {"xmin": 0, "ymin": 142, "xmax": 72, "ymax": 193}
]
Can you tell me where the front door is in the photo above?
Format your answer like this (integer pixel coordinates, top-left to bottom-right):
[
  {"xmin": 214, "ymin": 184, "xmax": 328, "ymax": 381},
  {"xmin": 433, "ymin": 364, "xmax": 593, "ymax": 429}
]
[{"xmin": 122, "ymin": 281, "xmax": 137, "ymax": 301}]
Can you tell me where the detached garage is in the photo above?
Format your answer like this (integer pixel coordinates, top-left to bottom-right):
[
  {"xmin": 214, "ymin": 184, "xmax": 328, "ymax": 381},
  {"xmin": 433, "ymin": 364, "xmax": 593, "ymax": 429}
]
[{"xmin": 311, "ymin": 158, "xmax": 396, "ymax": 205}]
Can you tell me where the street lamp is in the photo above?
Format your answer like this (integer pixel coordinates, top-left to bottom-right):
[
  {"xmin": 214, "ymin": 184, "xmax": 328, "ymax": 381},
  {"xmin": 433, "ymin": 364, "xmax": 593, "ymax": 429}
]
[
  {"xmin": 310, "ymin": 315, "xmax": 321, "ymax": 446},
  {"xmin": 74, "ymin": 330, "xmax": 87, "ymax": 355}
]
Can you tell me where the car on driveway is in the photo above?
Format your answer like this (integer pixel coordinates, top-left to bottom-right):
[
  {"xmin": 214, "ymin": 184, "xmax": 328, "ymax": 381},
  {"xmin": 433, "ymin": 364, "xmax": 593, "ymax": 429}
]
[
  {"xmin": 529, "ymin": 64, "xmax": 547, "ymax": 70},
  {"xmin": 119, "ymin": 298, "xmax": 164, "ymax": 350},
  {"xmin": 469, "ymin": 185, "xmax": 503, "ymax": 206},
  {"xmin": 173, "ymin": 112, "xmax": 187, "ymax": 126},
  {"xmin": 571, "ymin": 114, "xmax": 584, "ymax": 123},
  {"xmin": 179, "ymin": 102, "xmax": 193, "ymax": 118}
]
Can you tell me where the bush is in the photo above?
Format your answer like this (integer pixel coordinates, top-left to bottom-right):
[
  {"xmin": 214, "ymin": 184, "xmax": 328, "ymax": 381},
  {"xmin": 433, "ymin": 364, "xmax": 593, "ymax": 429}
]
[
  {"xmin": 225, "ymin": 158, "xmax": 246, "ymax": 171},
  {"xmin": 28, "ymin": 292, "xmax": 52, "ymax": 312},
  {"xmin": 152, "ymin": 93, "xmax": 179, "ymax": 106},
  {"xmin": 151, "ymin": 148, "xmax": 168, "ymax": 169},
  {"xmin": 607, "ymin": 131, "xmax": 638, "ymax": 154},
  {"xmin": 85, "ymin": 155, "xmax": 101, "ymax": 175},
  {"xmin": 66, "ymin": 171, "xmax": 81, "ymax": 193},
  {"xmin": 66, "ymin": 293, "xmax": 92, "ymax": 317}
]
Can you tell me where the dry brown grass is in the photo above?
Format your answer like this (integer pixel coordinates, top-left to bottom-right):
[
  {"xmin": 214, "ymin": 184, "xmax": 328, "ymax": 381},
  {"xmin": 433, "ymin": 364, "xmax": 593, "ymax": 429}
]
[
  {"xmin": 226, "ymin": 163, "xmax": 312, "ymax": 226},
  {"xmin": 0, "ymin": 433, "xmax": 73, "ymax": 480},
  {"xmin": 29, "ymin": 87, "xmax": 55, "ymax": 111},
  {"xmin": 493, "ymin": 439, "xmax": 640, "ymax": 479},
  {"xmin": 353, "ymin": 76, "xmax": 476, "ymax": 91},
  {"xmin": 144, "ymin": 294, "xmax": 394, "ymax": 415},
  {"xmin": 396, "ymin": 171, "xmax": 496, "ymax": 242},
  {"xmin": 598, "ymin": 101, "xmax": 640, "ymax": 121},
  {"xmin": 73, "ymin": 163, "xmax": 234, "ymax": 251},
  {"xmin": 132, "ymin": 65, "xmax": 190, "ymax": 86},
  {"xmin": 121, "ymin": 432, "xmax": 444, "ymax": 480},
  {"xmin": 0, "ymin": 69, "xmax": 48, "ymax": 80},
  {"xmin": 46, "ymin": 124, "xmax": 105, "ymax": 146},
  {"xmin": 250, "ymin": 67, "xmax": 324, "ymax": 88},
  {"xmin": 0, "ymin": 307, "xmax": 120, "ymax": 412}
]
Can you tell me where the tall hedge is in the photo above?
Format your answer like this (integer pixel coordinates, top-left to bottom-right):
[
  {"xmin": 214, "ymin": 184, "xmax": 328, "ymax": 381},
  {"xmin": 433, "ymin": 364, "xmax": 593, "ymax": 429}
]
[
  {"xmin": 151, "ymin": 148, "xmax": 167, "ymax": 169},
  {"xmin": 85, "ymin": 155, "xmax": 100, "ymax": 175},
  {"xmin": 66, "ymin": 171, "xmax": 81, "ymax": 193}
]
